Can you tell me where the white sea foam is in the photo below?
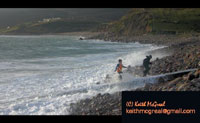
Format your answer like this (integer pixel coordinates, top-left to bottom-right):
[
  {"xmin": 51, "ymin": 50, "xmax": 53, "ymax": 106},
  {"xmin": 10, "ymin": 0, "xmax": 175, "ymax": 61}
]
[{"xmin": 0, "ymin": 35, "xmax": 168, "ymax": 115}]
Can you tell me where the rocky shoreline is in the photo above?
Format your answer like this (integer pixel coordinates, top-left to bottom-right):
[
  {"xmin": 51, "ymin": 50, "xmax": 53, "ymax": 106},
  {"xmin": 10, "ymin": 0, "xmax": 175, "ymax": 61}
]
[{"xmin": 69, "ymin": 32, "xmax": 200, "ymax": 115}]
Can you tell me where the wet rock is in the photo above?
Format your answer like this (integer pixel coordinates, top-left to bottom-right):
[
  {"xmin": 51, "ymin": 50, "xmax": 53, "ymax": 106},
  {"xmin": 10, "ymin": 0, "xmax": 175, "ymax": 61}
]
[
  {"xmin": 69, "ymin": 92, "xmax": 122, "ymax": 115},
  {"xmin": 187, "ymin": 72, "xmax": 196, "ymax": 80},
  {"xmin": 135, "ymin": 88, "xmax": 143, "ymax": 91},
  {"xmin": 156, "ymin": 58, "xmax": 159, "ymax": 61},
  {"xmin": 168, "ymin": 86, "xmax": 176, "ymax": 91},
  {"xmin": 194, "ymin": 69, "xmax": 200, "ymax": 78},
  {"xmin": 176, "ymin": 82, "xmax": 188, "ymax": 91},
  {"xmin": 96, "ymin": 82, "xmax": 100, "ymax": 84},
  {"xmin": 143, "ymin": 83, "xmax": 153, "ymax": 91},
  {"xmin": 157, "ymin": 77, "xmax": 165, "ymax": 84},
  {"xmin": 167, "ymin": 77, "xmax": 182, "ymax": 87}
]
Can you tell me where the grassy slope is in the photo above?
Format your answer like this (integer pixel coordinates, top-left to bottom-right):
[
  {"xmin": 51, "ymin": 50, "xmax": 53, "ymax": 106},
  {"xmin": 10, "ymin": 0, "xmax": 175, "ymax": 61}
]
[
  {"xmin": 0, "ymin": 19, "xmax": 101, "ymax": 34},
  {"xmin": 0, "ymin": 9, "xmax": 130, "ymax": 35},
  {"xmin": 97, "ymin": 8, "xmax": 200, "ymax": 36},
  {"xmin": 2, "ymin": 8, "xmax": 200, "ymax": 35}
]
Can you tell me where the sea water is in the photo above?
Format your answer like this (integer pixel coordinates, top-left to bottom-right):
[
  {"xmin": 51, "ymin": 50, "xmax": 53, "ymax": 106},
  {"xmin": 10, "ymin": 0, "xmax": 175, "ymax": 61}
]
[{"xmin": 0, "ymin": 35, "xmax": 166, "ymax": 115}]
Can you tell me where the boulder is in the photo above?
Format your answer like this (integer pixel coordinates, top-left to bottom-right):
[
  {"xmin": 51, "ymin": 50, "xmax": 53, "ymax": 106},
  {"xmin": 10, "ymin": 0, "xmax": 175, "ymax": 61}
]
[
  {"xmin": 194, "ymin": 69, "xmax": 200, "ymax": 78},
  {"xmin": 157, "ymin": 77, "xmax": 165, "ymax": 84},
  {"xmin": 187, "ymin": 72, "xmax": 196, "ymax": 80},
  {"xmin": 168, "ymin": 87, "xmax": 176, "ymax": 91},
  {"xmin": 176, "ymin": 82, "xmax": 188, "ymax": 91},
  {"xmin": 143, "ymin": 83, "xmax": 153, "ymax": 91},
  {"xmin": 167, "ymin": 77, "xmax": 182, "ymax": 87}
]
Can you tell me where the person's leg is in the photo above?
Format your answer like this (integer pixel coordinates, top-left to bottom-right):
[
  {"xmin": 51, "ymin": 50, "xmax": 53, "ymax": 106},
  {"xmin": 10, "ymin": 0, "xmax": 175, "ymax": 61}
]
[
  {"xmin": 118, "ymin": 72, "xmax": 122, "ymax": 80},
  {"xmin": 143, "ymin": 70, "xmax": 147, "ymax": 76},
  {"xmin": 146, "ymin": 66, "xmax": 150, "ymax": 75},
  {"xmin": 119, "ymin": 74, "xmax": 122, "ymax": 80},
  {"xmin": 143, "ymin": 65, "xmax": 148, "ymax": 77}
]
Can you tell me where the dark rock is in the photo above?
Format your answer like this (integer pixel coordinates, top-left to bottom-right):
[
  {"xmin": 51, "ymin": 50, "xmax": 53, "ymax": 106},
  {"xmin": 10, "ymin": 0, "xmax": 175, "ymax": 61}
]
[
  {"xmin": 79, "ymin": 37, "xmax": 84, "ymax": 40},
  {"xmin": 143, "ymin": 83, "xmax": 153, "ymax": 91},
  {"xmin": 96, "ymin": 82, "xmax": 100, "ymax": 84},
  {"xmin": 187, "ymin": 72, "xmax": 196, "ymax": 80},
  {"xmin": 157, "ymin": 77, "xmax": 165, "ymax": 84},
  {"xmin": 194, "ymin": 69, "xmax": 200, "ymax": 78}
]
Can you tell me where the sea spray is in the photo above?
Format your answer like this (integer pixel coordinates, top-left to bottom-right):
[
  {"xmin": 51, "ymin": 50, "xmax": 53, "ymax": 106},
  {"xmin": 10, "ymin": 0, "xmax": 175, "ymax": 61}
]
[{"xmin": 0, "ymin": 35, "xmax": 166, "ymax": 115}]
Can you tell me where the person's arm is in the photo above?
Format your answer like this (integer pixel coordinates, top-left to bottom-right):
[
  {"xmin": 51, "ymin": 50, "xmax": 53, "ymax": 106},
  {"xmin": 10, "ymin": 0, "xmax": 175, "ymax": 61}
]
[
  {"xmin": 122, "ymin": 64, "xmax": 127, "ymax": 68},
  {"xmin": 147, "ymin": 59, "xmax": 152, "ymax": 65}
]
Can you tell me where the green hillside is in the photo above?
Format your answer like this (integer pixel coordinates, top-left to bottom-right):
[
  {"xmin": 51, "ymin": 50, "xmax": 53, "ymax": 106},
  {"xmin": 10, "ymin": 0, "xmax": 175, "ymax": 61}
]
[
  {"xmin": 96, "ymin": 8, "xmax": 200, "ymax": 36},
  {"xmin": 0, "ymin": 8, "xmax": 130, "ymax": 35},
  {"xmin": 3, "ymin": 8, "xmax": 200, "ymax": 35},
  {"xmin": 0, "ymin": 19, "xmax": 101, "ymax": 34}
]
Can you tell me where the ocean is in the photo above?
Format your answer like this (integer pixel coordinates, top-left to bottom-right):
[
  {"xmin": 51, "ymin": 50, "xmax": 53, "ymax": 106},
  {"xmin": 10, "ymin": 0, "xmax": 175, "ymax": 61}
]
[{"xmin": 0, "ymin": 35, "xmax": 165, "ymax": 115}]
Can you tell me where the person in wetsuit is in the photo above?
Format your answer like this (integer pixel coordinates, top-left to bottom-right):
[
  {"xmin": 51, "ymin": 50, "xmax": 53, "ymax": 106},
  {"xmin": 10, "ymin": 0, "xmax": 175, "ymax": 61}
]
[
  {"xmin": 143, "ymin": 55, "xmax": 152, "ymax": 77},
  {"xmin": 115, "ymin": 59, "xmax": 127, "ymax": 80}
]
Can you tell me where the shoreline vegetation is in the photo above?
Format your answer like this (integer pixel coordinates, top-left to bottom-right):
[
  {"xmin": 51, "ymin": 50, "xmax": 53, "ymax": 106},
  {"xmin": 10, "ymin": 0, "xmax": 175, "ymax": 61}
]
[{"xmin": 68, "ymin": 31, "xmax": 200, "ymax": 115}]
